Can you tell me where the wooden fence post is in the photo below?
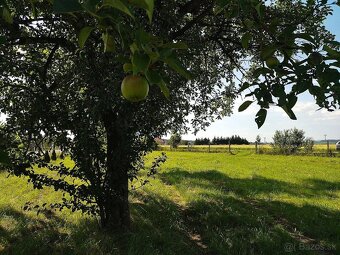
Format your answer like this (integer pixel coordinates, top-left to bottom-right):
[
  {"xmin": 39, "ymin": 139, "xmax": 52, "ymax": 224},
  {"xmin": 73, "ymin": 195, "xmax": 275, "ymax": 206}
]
[
  {"xmin": 255, "ymin": 141, "xmax": 258, "ymax": 154},
  {"xmin": 327, "ymin": 140, "xmax": 330, "ymax": 157}
]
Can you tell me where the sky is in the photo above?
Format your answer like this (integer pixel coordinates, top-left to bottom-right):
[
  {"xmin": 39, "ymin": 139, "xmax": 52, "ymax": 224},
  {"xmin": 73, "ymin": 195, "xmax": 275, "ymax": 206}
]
[{"xmin": 178, "ymin": 4, "xmax": 340, "ymax": 143}]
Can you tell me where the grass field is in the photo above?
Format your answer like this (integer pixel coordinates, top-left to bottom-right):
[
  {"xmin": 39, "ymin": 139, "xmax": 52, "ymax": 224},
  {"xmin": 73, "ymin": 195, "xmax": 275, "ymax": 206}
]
[
  {"xmin": 157, "ymin": 144, "xmax": 340, "ymax": 155},
  {"xmin": 1, "ymin": 151, "xmax": 340, "ymax": 254}
]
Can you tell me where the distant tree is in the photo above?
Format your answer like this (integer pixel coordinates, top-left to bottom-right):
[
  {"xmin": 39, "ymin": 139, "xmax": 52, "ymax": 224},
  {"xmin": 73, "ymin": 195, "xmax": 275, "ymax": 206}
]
[
  {"xmin": 256, "ymin": 135, "xmax": 261, "ymax": 144},
  {"xmin": 169, "ymin": 133, "xmax": 181, "ymax": 149},
  {"xmin": 272, "ymin": 128, "xmax": 306, "ymax": 154},
  {"xmin": 194, "ymin": 138, "xmax": 210, "ymax": 145}
]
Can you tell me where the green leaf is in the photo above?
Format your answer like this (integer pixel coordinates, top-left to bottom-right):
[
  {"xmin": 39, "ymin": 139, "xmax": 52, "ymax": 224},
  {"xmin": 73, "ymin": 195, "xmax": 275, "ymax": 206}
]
[
  {"xmin": 239, "ymin": 82, "xmax": 251, "ymax": 93},
  {"xmin": 123, "ymin": 63, "xmax": 133, "ymax": 73},
  {"xmin": 216, "ymin": 0, "xmax": 229, "ymax": 9},
  {"xmin": 2, "ymin": 7, "xmax": 13, "ymax": 24},
  {"xmin": 132, "ymin": 52, "xmax": 150, "ymax": 74},
  {"xmin": 30, "ymin": 0, "xmax": 37, "ymax": 19},
  {"xmin": 144, "ymin": 0, "xmax": 154, "ymax": 23},
  {"xmin": 164, "ymin": 55, "xmax": 192, "ymax": 80},
  {"xmin": 260, "ymin": 45, "xmax": 276, "ymax": 60},
  {"xmin": 238, "ymin": 101, "xmax": 253, "ymax": 112},
  {"xmin": 255, "ymin": 3, "xmax": 264, "ymax": 18},
  {"xmin": 255, "ymin": 109, "xmax": 267, "ymax": 128},
  {"xmin": 78, "ymin": 26, "xmax": 94, "ymax": 49},
  {"xmin": 146, "ymin": 69, "xmax": 162, "ymax": 84},
  {"xmin": 53, "ymin": 0, "xmax": 83, "ymax": 13},
  {"xmin": 323, "ymin": 45, "xmax": 340, "ymax": 58},
  {"xmin": 241, "ymin": 32, "xmax": 252, "ymax": 49},
  {"xmin": 159, "ymin": 48, "xmax": 173, "ymax": 59},
  {"xmin": 244, "ymin": 19, "xmax": 254, "ymax": 29},
  {"xmin": 82, "ymin": 0, "xmax": 101, "ymax": 13},
  {"xmin": 159, "ymin": 80, "xmax": 170, "ymax": 99},
  {"xmin": 102, "ymin": 32, "xmax": 115, "ymax": 52},
  {"xmin": 128, "ymin": 0, "xmax": 148, "ymax": 9},
  {"xmin": 102, "ymin": 0, "xmax": 134, "ymax": 18},
  {"xmin": 0, "ymin": 150, "xmax": 10, "ymax": 166},
  {"xmin": 282, "ymin": 105, "xmax": 297, "ymax": 120},
  {"xmin": 287, "ymin": 93, "xmax": 298, "ymax": 108},
  {"xmin": 128, "ymin": 0, "xmax": 153, "ymax": 22},
  {"xmin": 0, "ymin": 35, "xmax": 6, "ymax": 44}
]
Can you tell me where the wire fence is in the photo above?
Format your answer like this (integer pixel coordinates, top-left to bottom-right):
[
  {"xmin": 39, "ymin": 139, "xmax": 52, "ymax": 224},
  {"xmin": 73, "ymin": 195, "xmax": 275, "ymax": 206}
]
[{"xmin": 155, "ymin": 144, "xmax": 340, "ymax": 157}]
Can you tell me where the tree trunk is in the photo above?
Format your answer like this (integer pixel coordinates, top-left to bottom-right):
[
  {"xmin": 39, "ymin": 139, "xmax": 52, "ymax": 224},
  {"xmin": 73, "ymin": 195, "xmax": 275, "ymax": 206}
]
[{"xmin": 101, "ymin": 111, "xmax": 130, "ymax": 230}]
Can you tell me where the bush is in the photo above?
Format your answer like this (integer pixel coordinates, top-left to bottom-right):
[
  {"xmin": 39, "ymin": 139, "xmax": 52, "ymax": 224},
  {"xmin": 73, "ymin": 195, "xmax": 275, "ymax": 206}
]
[
  {"xmin": 272, "ymin": 128, "xmax": 310, "ymax": 154},
  {"xmin": 60, "ymin": 151, "xmax": 65, "ymax": 159}
]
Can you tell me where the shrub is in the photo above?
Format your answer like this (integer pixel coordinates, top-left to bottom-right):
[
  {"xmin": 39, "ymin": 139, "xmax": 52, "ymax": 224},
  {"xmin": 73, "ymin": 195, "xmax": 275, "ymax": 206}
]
[{"xmin": 272, "ymin": 128, "xmax": 306, "ymax": 154}]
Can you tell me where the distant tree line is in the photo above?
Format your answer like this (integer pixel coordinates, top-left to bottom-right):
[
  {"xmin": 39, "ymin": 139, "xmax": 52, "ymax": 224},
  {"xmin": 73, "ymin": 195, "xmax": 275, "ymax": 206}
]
[{"xmin": 194, "ymin": 136, "xmax": 249, "ymax": 145}]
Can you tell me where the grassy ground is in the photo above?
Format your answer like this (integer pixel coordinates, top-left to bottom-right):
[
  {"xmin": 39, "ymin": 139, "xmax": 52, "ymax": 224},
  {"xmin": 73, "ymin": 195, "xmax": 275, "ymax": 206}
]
[{"xmin": 1, "ymin": 151, "xmax": 340, "ymax": 254}]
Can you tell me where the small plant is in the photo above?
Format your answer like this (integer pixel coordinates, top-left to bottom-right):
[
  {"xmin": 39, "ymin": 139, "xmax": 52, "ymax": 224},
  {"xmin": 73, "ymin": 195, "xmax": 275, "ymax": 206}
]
[{"xmin": 59, "ymin": 151, "xmax": 65, "ymax": 159}]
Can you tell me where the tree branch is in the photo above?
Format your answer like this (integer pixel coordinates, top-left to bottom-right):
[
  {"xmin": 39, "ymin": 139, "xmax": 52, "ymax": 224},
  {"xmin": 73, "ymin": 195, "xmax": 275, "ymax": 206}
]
[
  {"xmin": 42, "ymin": 44, "xmax": 60, "ymax": 81},
  {"xmin": 170, "ymin": 3, "xmax": 213, "ymax": 40}
]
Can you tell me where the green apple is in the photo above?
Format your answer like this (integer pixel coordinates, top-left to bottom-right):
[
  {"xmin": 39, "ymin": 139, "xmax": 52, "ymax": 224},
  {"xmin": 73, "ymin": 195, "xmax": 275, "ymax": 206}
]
[
  {"xmin": 265, "ymin": 56, "xmax": 280, "ymax": 69},
  {"xmin": 121, "ymin": 75, "xmax": 149, "ymax": 102}
]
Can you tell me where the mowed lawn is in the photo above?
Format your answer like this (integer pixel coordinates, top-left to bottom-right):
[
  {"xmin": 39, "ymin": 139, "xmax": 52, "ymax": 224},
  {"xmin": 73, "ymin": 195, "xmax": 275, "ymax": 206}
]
[{"xmin": 1, "ymin": 152, "xmax": 340, "ymax": 254}]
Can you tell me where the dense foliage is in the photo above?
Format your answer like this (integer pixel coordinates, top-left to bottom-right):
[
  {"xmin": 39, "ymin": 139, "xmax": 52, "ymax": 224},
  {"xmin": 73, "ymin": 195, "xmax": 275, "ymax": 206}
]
[{"xmin": 0, "ymin": 0, "xmax": 339, "ymax": 229}]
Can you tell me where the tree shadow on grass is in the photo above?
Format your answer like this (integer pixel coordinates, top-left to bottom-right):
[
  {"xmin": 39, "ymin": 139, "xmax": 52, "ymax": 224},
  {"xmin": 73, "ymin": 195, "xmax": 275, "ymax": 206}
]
[
  {"xmin": 0, "ymin": 198, "xmax": 211, "ymax": 255},
  {"xmin": 159, "ymin": 168, "xmax": 340, "ymax": 255}
]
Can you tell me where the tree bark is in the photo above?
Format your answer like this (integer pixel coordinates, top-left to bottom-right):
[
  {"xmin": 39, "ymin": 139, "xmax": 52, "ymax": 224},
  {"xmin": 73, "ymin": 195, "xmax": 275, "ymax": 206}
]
[{"xmin": 101, "ymin": 111, "xmax": 130, "ymax": 230}]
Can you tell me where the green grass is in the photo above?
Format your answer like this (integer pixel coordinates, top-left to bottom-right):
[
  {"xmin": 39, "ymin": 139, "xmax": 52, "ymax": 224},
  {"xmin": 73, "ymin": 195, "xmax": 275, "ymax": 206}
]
[{"xmin": 1, "ymin": 151, "xmax": 340, "ymax": 254}]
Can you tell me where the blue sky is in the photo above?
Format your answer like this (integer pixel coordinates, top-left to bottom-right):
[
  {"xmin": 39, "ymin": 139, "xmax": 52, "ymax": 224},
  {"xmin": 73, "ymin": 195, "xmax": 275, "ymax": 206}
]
[{"xmin": 179, "ymin": 4, "xmax": 340, "ymax": 143}]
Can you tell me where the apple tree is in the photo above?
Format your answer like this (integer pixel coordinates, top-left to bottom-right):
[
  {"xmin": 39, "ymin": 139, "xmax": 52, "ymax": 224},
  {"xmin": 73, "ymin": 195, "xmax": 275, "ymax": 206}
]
[{"xmin": 0, "ymin": 0, "xmax": 339, "ymax": 230}]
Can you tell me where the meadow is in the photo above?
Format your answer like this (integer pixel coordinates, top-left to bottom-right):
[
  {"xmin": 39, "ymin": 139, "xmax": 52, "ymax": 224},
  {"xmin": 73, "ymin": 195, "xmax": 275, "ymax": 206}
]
[{"xmin": 1, "ymin": 151, "xmax": 340, "ymax": 254}]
